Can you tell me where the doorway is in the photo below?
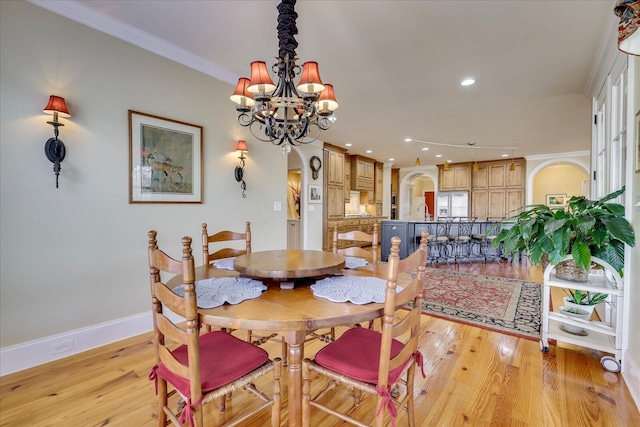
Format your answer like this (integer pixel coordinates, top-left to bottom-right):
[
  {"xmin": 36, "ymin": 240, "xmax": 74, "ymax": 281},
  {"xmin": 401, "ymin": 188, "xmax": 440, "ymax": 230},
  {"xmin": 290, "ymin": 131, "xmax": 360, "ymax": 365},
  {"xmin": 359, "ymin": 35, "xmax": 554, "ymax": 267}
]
[
  {"xmin": 287, "ymin": 151, "xmax": 303, "ymax": 249},
  {"xmin": 424, "ymin": 191, "xmax": 434, "ymax": 220}
]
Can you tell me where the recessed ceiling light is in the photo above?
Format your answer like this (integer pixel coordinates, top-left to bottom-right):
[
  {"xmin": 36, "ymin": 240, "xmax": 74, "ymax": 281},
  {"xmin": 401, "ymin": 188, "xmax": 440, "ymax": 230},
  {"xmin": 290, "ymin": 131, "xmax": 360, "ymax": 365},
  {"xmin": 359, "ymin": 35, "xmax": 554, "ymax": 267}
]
[
  {"xmin": 389, "ymin": 158, "xmax": 395, "ymax": 161},
  {"xmin": 345, "ymin": 143, "xmax": 352, "ymax": 147},
  {"xmin": 421, "ymin": 147, "xmax": 429, "ymax": 151},
  {"xmin": 435, "ymin": 154, "xmax": 443, "ymax": 158},
  {"xmin": 461, "ymin": 78, "xmax": 475, "ymax": 86},
  {"xmin": 502, "ymin": 153, "xmax": 509, "ymax": 157},
  {"xmin": 366, "ymin": 150, "xmax": 372, "ymax": 154},
  {"xmin": 446, "ymin": 160, "xmax": 452, "ymax": 163},
  {"xmin": 404, "ymin": 138, "xmax": 412, "ymax": 142}
]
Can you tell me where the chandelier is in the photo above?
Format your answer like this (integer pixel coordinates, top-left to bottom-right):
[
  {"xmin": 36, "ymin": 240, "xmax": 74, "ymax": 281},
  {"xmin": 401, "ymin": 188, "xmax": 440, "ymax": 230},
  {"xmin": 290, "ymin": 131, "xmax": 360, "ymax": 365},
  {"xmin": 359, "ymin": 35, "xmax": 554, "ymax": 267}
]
[{"xmin": 229, "ymin": 0, "xmax": 338, "ymax": 153}]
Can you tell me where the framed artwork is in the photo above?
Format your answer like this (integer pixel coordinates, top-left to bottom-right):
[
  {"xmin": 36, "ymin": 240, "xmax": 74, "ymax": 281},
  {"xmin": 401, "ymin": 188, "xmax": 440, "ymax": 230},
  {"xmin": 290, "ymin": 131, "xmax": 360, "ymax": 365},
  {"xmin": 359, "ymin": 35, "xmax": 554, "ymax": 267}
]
[
  {"xmin": 636, "ymin": 109, "xmax": 640, "ymax": 172},
  {"xmin": 546, "ymin": 194, "xmax": 566, "ymax": 208},
  {"xmin": 129, "ymin": 110, "xmax": 203, "ymax": 203},
  {"xmin": 309, "ymin": 184, "xmax": 322, "ymax": 203}
]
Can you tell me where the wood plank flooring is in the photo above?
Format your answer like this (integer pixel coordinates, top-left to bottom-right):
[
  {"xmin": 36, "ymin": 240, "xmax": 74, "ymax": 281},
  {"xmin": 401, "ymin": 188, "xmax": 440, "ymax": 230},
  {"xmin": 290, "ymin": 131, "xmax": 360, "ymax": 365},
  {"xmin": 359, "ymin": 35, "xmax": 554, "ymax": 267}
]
[{"xmin": 1, "ymin": 260, "xmax": 638, "ymax": 426}]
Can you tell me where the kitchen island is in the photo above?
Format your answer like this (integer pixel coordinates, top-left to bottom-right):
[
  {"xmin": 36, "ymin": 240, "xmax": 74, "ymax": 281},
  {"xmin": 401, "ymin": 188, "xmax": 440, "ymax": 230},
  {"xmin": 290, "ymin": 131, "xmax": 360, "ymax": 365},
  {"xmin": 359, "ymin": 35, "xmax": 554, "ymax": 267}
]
[{"xmin": 381, "ymin": 219, "xmax": 508, "ymax": 264}]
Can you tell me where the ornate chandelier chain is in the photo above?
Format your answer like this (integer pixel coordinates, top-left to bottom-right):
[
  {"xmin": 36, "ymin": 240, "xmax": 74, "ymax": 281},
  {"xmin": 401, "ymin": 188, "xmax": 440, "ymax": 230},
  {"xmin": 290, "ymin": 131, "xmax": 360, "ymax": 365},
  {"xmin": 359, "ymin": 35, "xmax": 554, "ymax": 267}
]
[{"xmin": 230, "ymin": 0, "xmax": 338, "ymax": 153}]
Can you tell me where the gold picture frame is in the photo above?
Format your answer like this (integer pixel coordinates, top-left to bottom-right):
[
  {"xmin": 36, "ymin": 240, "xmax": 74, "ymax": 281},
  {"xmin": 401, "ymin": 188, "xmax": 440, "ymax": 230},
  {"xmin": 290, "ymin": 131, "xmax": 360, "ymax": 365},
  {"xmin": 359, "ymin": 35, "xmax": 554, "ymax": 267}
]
[{"xmin": 129, "ymin": 110, "xmax": 203, "ymax": 203}]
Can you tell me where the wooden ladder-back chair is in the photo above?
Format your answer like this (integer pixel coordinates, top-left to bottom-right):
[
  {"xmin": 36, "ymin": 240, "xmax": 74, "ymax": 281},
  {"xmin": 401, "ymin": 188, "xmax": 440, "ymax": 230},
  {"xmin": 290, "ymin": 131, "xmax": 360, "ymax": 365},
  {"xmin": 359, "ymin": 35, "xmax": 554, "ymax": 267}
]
[
  {"xmin": 202, "ymin": 222, "xmax": 251, "ymax": 265},
  {"xmin": 202, "ymin": 221, "xmax": 287, "ymax": 364},
  {"xmin": 147, "ymin": 231, "xmax": 281, "ymax": 427},
  {"xmin": 302, "ymin": 231, "xmax": 428, "ymax": 427},
  {"xmin": 333, "ymin": 222, "xmax": 379, "ymax": 269}
]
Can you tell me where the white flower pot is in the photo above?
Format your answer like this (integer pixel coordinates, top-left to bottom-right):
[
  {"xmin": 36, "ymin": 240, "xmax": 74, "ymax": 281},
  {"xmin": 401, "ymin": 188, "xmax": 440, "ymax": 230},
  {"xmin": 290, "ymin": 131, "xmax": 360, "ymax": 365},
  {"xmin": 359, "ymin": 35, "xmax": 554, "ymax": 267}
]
[
  {"xmin": 562, "ymin": 296, "xmax": 595, "ymax": 317},
  {"xmin": 559, "ymin": 305, "xmax": 591, "ymax": 334}
]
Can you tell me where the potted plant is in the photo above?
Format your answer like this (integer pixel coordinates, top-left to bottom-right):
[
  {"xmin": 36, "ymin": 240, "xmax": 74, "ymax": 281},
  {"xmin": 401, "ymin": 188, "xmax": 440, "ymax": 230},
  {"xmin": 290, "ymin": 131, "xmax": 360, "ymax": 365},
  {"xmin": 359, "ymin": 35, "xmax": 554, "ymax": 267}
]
[
  {"xmin": 562, "ymin": 289, "xmax": 608, "ymax": 316},
  {"xmin": 489, "ymin": 186, "xmax": 635, "ymax": 281}
]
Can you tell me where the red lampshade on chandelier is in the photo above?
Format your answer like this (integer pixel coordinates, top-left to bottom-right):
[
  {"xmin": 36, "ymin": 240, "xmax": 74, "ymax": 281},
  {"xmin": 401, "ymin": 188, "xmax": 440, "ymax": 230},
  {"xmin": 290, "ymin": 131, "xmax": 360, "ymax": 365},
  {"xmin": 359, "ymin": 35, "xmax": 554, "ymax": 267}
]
[{"xmin": 230, "ymin": 0, "xmax": 338, "ymax": 153}]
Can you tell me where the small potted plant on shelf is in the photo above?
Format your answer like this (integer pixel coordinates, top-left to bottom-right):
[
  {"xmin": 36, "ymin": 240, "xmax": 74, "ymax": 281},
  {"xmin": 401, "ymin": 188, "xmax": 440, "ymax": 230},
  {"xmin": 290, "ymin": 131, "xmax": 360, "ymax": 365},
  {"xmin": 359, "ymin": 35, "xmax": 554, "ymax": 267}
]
[
  {"xmin": 562, "ymin": 289, "xmax": 608, "ymax": 317},
  {"xmin": 489, "ymin": 186, "xmax": 635, "ymax": 281}
]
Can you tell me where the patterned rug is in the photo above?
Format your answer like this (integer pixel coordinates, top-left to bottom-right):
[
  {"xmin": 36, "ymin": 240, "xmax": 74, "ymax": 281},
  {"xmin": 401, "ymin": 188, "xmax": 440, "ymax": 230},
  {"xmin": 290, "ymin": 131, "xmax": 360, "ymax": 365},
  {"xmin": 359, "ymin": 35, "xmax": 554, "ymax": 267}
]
[{"xmin": 422, "ymin": 268, "xmax": 542, "ymax": 340}]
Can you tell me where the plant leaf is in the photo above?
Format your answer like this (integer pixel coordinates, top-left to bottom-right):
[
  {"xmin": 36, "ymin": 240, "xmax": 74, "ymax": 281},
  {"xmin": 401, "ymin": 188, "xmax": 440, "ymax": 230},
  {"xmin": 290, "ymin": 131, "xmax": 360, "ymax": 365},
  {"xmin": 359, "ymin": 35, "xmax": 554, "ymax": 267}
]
[
  {"xmin": 601, "ymin": 217, "xmax": 636, "ymax": 247},
  {"xmin": 571, "ymin": 241, "xmax": 591, "ymax": 270}
]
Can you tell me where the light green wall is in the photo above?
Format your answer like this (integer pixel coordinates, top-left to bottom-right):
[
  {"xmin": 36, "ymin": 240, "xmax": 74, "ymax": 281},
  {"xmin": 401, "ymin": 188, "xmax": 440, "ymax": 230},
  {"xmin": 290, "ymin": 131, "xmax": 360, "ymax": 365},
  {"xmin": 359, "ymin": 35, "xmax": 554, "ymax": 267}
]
[{"xmin": 0, "ymin": 1, "xmax": 302, "ymax": 347}]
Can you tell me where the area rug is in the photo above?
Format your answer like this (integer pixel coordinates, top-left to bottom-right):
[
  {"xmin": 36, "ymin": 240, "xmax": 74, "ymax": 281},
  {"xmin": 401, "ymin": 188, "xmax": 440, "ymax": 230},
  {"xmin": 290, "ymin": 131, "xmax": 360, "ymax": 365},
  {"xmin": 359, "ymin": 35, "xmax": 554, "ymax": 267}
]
[{"xmin": 422, "ymin": 268, "xmax": 542, "ymax": 340}]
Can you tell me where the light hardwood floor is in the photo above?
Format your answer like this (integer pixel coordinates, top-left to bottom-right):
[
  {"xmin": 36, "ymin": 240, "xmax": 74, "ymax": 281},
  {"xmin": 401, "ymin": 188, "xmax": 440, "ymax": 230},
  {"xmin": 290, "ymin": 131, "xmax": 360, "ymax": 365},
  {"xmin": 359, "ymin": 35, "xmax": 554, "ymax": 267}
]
[{"xmin": 1, "ymin": 261, "xmax": 639, "ymax": 426}]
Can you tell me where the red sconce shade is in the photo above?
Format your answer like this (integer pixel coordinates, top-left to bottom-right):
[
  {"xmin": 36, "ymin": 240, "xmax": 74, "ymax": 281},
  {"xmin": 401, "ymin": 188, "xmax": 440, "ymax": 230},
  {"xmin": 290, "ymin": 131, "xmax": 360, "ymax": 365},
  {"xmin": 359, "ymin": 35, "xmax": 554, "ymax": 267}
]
[
  {"xmin": 235, "ymin": 140, "xmax": 248, "ymax": 153},
  {"xmin": 230, "ymin": 78, "xmax": 256, "ymax": 107},
  {"xmin": 43, "ymin": 95, "xmax": 70, "ymax": 118},
  {"xmin": 615, "ymin": 0, "xmax": 640, "ymax": 55},
  {"xmin": 296, "ymin": 61, "xmax": 325, "ymax": 94},
  {"xmin": 247, "ymin": 61, "xmax": 276, "ymax": 94},
  {"xmin": 316, "ymin": 84, "xmax": 339, "ymax": 113}
]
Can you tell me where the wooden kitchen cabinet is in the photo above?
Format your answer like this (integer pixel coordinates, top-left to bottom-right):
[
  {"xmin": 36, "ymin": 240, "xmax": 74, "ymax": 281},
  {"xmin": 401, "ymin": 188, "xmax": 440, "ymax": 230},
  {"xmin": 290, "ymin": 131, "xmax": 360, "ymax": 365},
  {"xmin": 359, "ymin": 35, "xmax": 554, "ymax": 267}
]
[
  {"xmin": 507, "ymin": 163, "xmax": 525, "ymax": 187},
  {"xmin": 375, "ymin": 162, "xmax": 383, "ymax": 204},
  {"xmin": 489, "ymin": 164, "xmax": 506, "ymax": 188},
  {"xmin": 344, "ymin": 154, "xmax": 351, "ymax": 201},
  {"xmin": 506, "ymin": 188, "xmax": 525, "ymax": 216},
  {"xmin": 468, "ymin": 158, "xmax": 526, "ymax": 220},
  {"xmin": 488, "ymin": 189, "xmax": 506, "ymax": 219},
  {"xmin": 327, "ymin": 148, "xmax": 345, "ymax": 186},
  {"xmin": 324, "ymin": 144, "xmax": 348, "ymax": 249},
  {"xmin": 351, "ymin": 155, "xmax": 375, "ymax": 191},
  {"xmin": 439, "ymin": 164, "xmax": 471, "ymax": 191},
  {"xmin": 471, "ymin": 190, "xmax": 489, "ymax": 219},
  {"xmin": 472, "ymin": 165, "xmax": 488, "ymax": 189}
]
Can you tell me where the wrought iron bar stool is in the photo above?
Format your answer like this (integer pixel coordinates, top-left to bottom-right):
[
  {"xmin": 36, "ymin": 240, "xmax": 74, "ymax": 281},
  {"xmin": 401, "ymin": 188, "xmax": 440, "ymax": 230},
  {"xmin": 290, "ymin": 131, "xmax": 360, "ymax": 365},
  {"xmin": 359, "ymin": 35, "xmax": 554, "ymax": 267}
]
[{"xmin": 451, "ymin": 217, "xmax": 476, "ymax": 264}]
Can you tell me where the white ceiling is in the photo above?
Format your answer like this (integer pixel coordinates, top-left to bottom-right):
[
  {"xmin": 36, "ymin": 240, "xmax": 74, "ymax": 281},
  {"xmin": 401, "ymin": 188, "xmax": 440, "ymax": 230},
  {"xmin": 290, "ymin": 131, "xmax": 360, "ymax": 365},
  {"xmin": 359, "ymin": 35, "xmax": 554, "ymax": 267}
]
[{"xmin": 34, "ymin": 0, "xmax": 617, "ymax": 168}]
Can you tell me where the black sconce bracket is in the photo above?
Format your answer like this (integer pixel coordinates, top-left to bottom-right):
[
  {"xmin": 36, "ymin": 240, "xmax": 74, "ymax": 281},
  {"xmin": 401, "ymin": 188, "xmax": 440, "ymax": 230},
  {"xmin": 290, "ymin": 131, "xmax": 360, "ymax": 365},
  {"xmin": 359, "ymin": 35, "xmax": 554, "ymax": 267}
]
[
  {"xmin": 45, "ymin": 120, "xmax": 66, "ymax": 188},
  {"xmin": 235, "ymin": 155, "xmax": 247, "ymax": 198}
]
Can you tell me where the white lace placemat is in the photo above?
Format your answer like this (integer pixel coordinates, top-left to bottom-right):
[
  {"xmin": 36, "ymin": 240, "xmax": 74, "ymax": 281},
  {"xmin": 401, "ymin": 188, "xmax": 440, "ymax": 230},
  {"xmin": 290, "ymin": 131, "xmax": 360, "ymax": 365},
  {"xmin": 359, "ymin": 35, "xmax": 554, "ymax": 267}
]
[
  {"xmin": 212, "ymin": 257, "xmax": 235, "ymax": 271},
  {"xmin": 173, "ymin": 277, "xmax": 267, "ymax": 308},
  {"xmin": 344, "ymin": 256, "xmax": 369, "ymax": 269},
  {"xmin": 310, "ymin": 276, "xmax": 402, "ymax": 305}
]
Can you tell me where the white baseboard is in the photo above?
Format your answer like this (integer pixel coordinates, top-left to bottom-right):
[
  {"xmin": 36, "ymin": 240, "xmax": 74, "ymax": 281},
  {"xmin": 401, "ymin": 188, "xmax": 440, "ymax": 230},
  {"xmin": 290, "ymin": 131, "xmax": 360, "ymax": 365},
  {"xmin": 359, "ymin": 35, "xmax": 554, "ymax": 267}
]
[
  {"xmin": 623, "ymin": 350, "xmax": 640, "ymax": 412},
  {"xmin": 0, "ymin": 310, "xmax": 180, "ymax": 377}
]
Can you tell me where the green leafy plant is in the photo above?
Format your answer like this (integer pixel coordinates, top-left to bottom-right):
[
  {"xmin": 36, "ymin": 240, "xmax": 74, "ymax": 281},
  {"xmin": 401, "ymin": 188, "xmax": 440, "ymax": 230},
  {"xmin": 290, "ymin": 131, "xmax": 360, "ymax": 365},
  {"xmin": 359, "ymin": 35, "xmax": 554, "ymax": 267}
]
[
  {"xmin": 489, "ymin": 186, "xmax": 635, "ymax": 275},
  {"xmin": 565, "ymin": 289, "xmax": 608, "ymax": 306}
]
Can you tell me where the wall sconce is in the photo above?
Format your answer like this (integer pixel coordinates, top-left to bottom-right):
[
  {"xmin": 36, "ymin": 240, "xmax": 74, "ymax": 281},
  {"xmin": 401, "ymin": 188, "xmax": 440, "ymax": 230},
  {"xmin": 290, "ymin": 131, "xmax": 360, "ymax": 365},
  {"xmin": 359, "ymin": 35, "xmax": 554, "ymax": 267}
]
[
  {"xmin": 234, "ymin": 140, "xmax": 248, "ymax": 198},
  {"xmin": 43, "ymin": 95, "xmax": 70, "ymax": 188}
]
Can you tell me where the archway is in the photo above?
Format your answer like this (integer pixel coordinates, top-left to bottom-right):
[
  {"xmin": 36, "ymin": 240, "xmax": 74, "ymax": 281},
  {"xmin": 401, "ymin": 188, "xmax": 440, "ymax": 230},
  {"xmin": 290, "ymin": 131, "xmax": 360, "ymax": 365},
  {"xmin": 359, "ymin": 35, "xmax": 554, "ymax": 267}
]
[
  {"xmin": 527, "ymin": 158, "xmax": 590, "ymax": 205},
  {"xmin": 398, "ymin": 166, "xmax": 438, "ymax": 220}
]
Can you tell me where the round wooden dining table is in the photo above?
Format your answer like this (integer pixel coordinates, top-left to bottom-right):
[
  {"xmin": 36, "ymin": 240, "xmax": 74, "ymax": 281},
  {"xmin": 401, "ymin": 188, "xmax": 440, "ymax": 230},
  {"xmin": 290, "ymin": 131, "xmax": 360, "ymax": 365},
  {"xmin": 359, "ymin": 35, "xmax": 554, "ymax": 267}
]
[
  {"xmin": 168, "ymin": 254, "xmax": 392, "ymax": 427},
  {"xmin": 233, "ymin": 249, "xmax": 346, "ymax": 288}
]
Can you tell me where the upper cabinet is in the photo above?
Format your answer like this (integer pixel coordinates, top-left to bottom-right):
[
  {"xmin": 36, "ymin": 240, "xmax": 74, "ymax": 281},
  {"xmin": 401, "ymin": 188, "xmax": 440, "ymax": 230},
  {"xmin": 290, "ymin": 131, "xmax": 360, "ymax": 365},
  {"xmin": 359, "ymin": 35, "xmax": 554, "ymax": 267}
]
[
  {"xmin": 323, "ymin": 144, "xmax": 347, "ymax": 222},
  {"xmin": 350, "ymin": 155, "xmax": 375, "ymax": 191},
  {"xmin": 438, "ymin": 164, "xmax": 471, "ymax": 191},
  {"xmin": 375, "ymin": 162, "xmax": 383, "ymax": 204},
  {"xmin": 344, "ymin": 154, "xmax": 351, "ymax": 201},
  {"xmin": 472, "ymin": 165, "xmax": 488, "ymax": 189},
  {"xmin": 327, "ymin": 149, "xmax": 345, "ymax": 186}
]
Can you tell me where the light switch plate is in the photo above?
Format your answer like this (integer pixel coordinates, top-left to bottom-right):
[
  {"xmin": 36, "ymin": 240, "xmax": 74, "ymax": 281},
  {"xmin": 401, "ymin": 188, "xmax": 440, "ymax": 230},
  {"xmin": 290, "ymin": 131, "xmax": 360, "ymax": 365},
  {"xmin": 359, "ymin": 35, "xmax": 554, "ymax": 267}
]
[
  {"xmin": 309, "ymin": 205, "xmax": 315, "ymax": 211},
  {"xmin": 274, "ymin": 201, "xmax": 282, "ymax": 211}
]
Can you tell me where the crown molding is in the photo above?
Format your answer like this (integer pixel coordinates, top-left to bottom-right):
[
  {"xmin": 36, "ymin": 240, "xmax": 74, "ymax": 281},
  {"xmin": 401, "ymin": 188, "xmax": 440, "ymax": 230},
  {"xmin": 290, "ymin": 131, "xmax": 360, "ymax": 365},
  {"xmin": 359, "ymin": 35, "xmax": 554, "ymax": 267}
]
[
  {"xmin": 28, "ymin": 0, "xmax": 239, "ymax": 86},
  {"xmin": 585, "ymin": 12, "xmax": 627, "ymax": 98},
  {"xmin": 525, "ymin": 150, "xmax": 590, "ymax": 162}
]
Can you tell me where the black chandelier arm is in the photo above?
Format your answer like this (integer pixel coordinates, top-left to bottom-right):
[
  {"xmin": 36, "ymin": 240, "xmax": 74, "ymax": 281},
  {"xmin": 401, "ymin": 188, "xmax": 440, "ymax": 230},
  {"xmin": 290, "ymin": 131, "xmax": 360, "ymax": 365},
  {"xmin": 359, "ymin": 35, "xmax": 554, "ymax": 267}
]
[
  {"xmin": 315, "ymin": 116, "xmax": 334, "ymax": 131},
  {"xmin": 277, "ymin": 0, "xmax": 298, "ymax": 61}
]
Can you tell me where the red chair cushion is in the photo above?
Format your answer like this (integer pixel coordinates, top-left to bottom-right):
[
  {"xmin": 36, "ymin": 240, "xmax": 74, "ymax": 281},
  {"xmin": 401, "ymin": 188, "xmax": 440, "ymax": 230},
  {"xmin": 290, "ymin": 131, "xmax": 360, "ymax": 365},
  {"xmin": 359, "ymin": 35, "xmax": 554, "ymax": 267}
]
[
  {"xmin": 314, "ymin": 327, "xmax": 409, "ymax": 384},
  {"xmin": 157, "ymin": 330, "xmax": 269, "ymax": 398}
]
